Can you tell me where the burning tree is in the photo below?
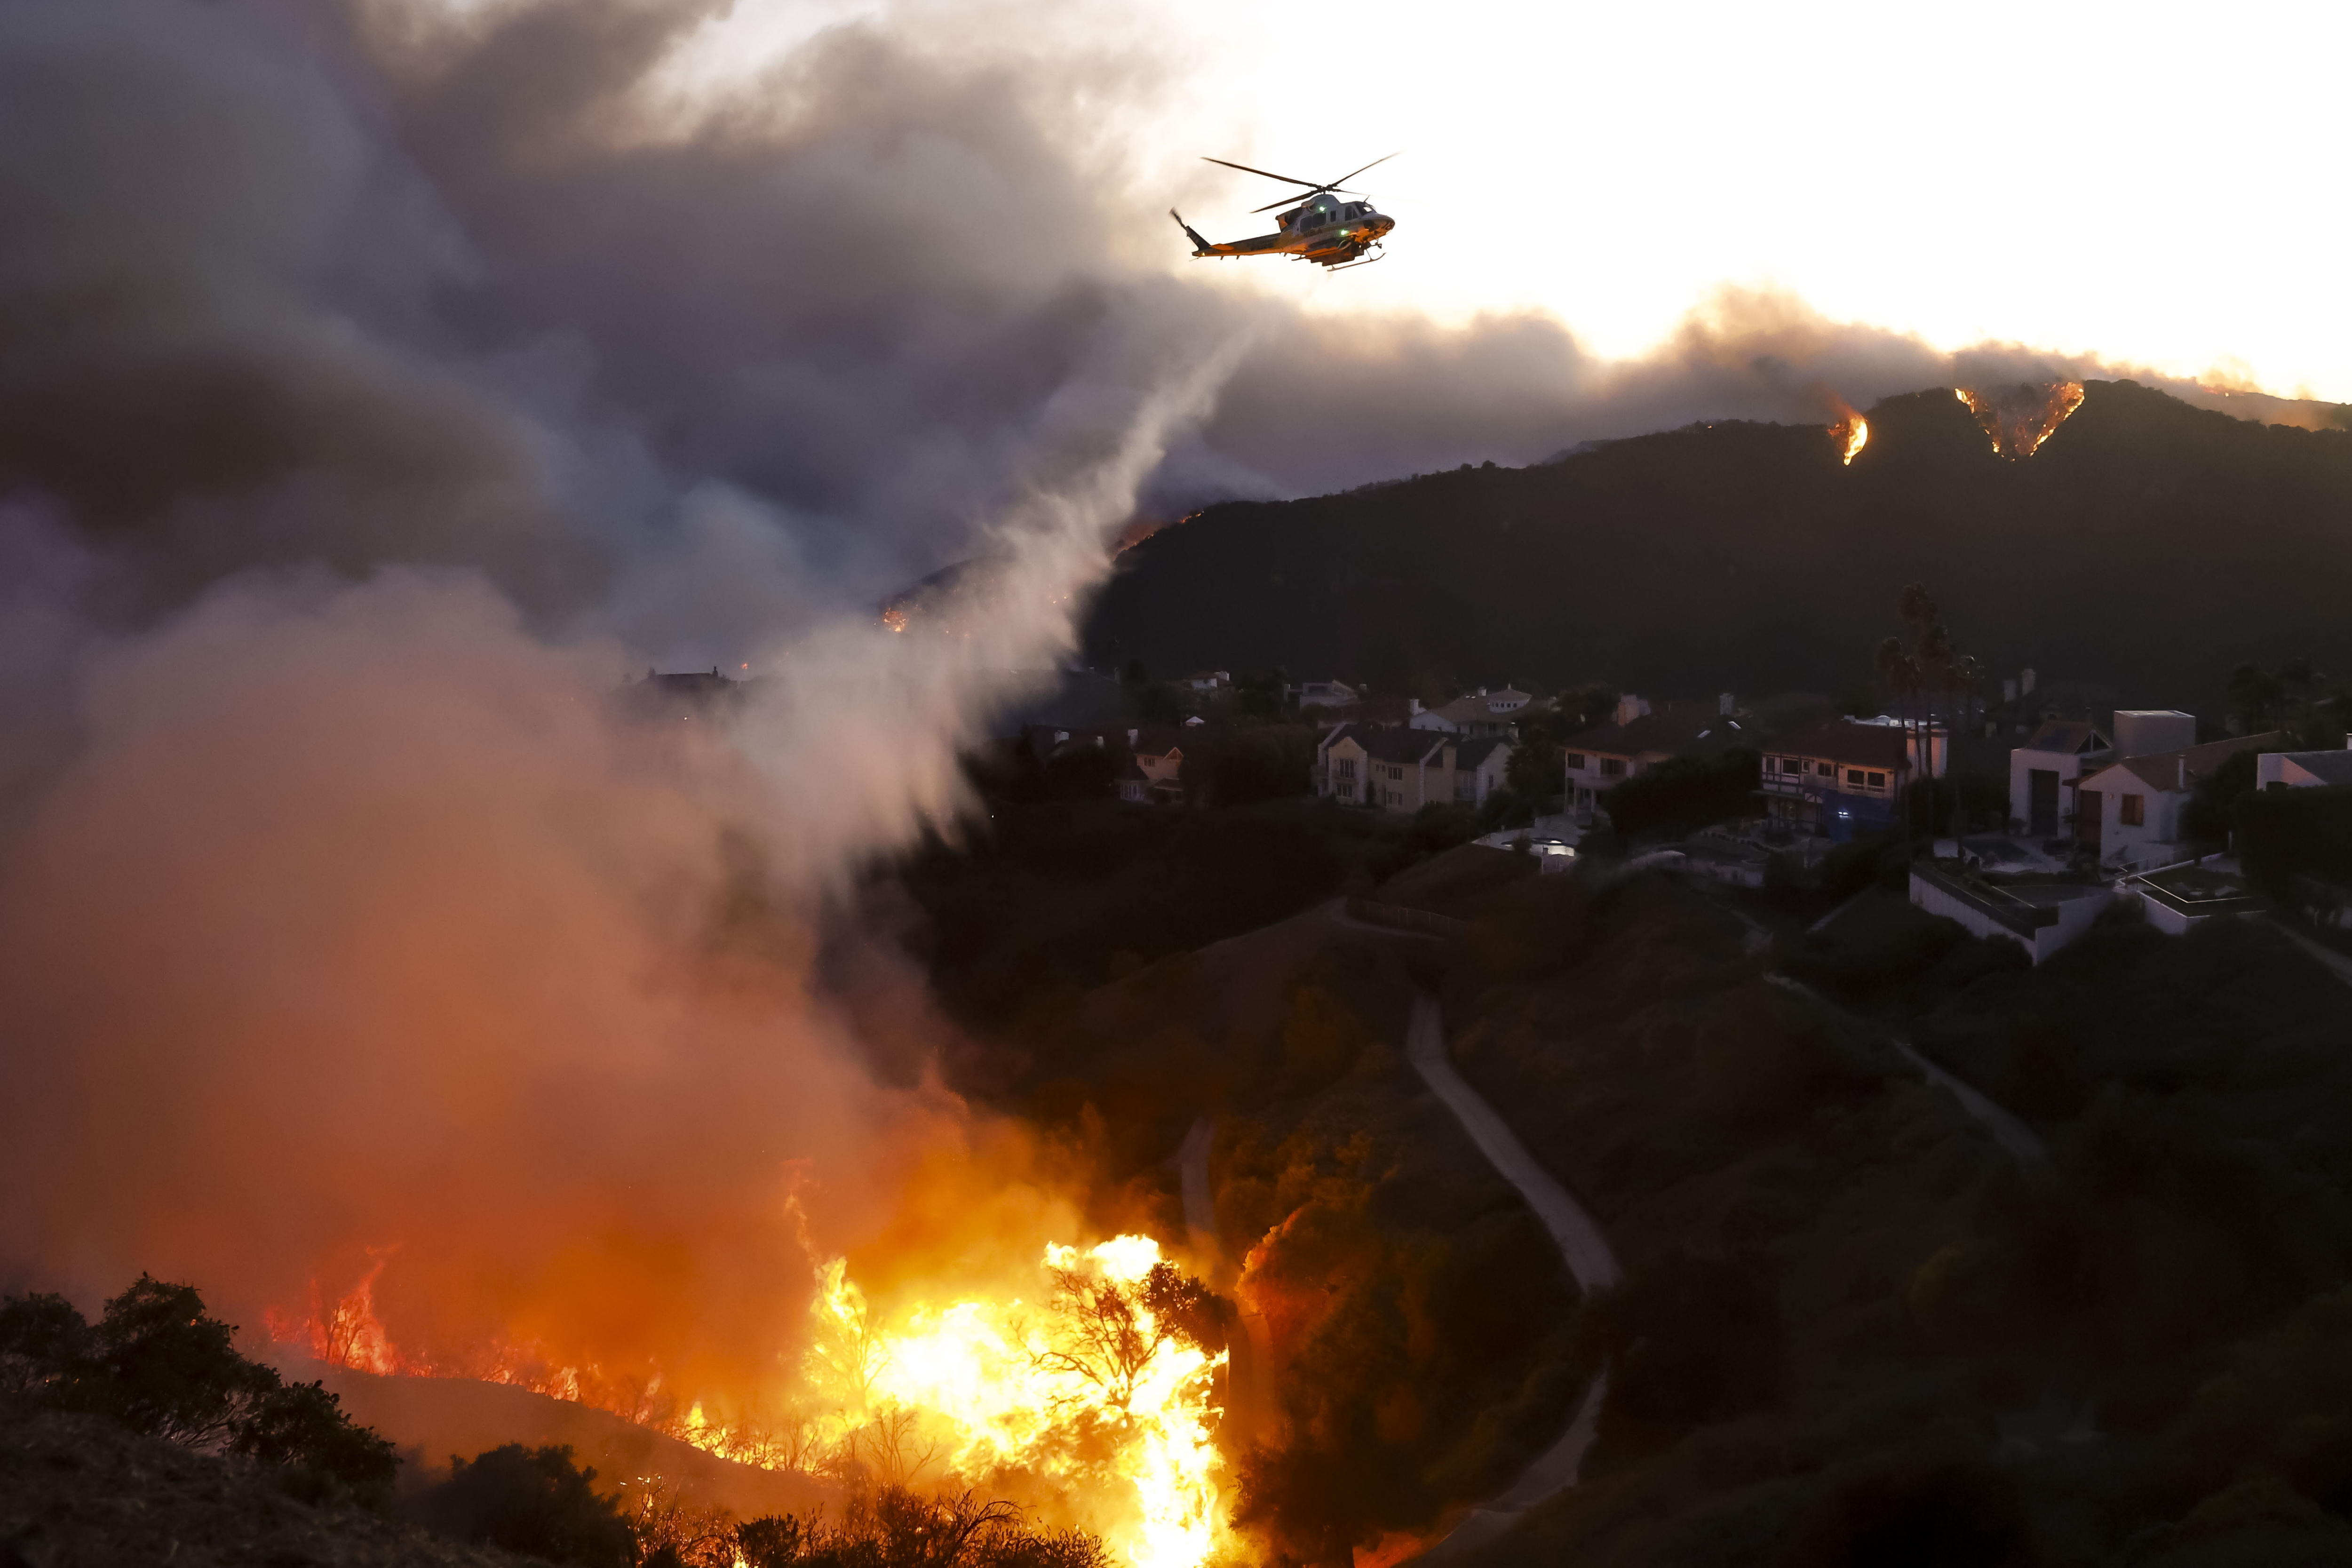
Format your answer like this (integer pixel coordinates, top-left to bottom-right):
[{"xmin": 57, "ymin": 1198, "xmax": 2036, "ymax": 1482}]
[{"xmin": 1033, "ymin": 1257, "xmax": 1231, "ymax": 1414}]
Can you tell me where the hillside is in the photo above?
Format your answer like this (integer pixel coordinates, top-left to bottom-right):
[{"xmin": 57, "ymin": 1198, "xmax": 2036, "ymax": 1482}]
[{"xmin": 1083, "ymin": 381, "xmax": 2352, "ymax": 710}]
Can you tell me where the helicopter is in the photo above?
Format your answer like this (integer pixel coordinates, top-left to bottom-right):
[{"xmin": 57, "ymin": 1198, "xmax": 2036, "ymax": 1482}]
[{"xmin": 1170, "ymin": 153, "xmax": 1398, "ymax": 270}]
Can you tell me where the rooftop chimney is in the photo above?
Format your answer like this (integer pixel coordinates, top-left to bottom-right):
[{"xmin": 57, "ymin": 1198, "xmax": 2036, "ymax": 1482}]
[
  {"xmin": 1718, "ymin": 692, "xmax": 1734, "ymax": 716},
  {"xmin": 2002, "ymin": 677, "xmax": 2018, "ymax": 703},
  {"xmin": 2021, "ymin": 668, "xmax": 2037, "ymax": 696}
]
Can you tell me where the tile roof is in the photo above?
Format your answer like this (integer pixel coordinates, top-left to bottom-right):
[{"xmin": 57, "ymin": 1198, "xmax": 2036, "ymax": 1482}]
[
  {"xmin": 1771, "ymin": 719, "xmax": 1915, "ymax": 770},
  {"xmin": 2281, "ymin": 750, "xmax": 2352, "ymax": 786},
  {"xmin": 1568, "ymin": 706, "xmax": 1752, "ymax": 758},
  {"xmin": 2083, "ymin": 732, "xmax": 2289, "ymax": 796},
  {"xmin": 1360, "ymin": 726, "xmax": 1449, "ymax": 765},
  {"xmin": 2018, "ymin": 719, "xmax": 2111, "ymax": 755}
]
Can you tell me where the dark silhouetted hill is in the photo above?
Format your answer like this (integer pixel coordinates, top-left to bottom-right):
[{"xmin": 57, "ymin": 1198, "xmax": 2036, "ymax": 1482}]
[{"xmin": 1083, "ymin": 381, "xmax": 2352, "ymax": 709}]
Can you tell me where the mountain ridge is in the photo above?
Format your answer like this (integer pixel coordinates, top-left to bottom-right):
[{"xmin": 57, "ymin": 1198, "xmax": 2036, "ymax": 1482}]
[{"xmin": 1081, "ymin": 381, "xmax": 2352, "ymax": 712}]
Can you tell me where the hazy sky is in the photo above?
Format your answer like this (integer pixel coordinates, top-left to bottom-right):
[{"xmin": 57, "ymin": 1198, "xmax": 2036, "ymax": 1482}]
[{"xmin": 668, "ymin": 0, "xmax": 2352, "ymax": 403}]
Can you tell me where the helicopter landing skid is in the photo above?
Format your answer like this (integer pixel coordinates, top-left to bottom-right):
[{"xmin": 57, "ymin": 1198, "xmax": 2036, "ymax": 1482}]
[{"xmin": 1320, "ymin": 246, "xmax": 1386, "ymax": 272}]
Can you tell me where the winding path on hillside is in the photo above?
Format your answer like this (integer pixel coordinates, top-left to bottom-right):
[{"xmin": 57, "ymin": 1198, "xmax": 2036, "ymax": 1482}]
[{"xmin": 1404, "ymin": 993, "xmax": 1619, "ymax": 1563}]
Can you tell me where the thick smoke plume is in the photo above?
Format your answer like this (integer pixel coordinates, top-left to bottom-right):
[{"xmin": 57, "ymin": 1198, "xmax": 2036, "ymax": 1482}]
[{"xmin": 0, "ymin": 0, "xmax": 2327, "ymax": 1417}]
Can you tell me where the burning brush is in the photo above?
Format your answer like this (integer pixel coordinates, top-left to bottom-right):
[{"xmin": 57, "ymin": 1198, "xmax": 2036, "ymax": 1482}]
[
  {"xmin": 1955, "ymin": 382, "xmax": 2086, "ymax": 459},
  {"xmin": 283, "ymin": 1235, "xmax": 1232, "ymax": 1568},
  {"xmin": 1831, "ymin": 408, "xmax": 1869, "ymax": 465}
]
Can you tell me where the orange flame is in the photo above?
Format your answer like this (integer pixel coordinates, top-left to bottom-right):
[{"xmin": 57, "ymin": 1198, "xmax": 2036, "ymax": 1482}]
[
  {"xmin": 1837, "ymin": 414, "xmax": 1868, "ymax": 465},
  {"xmin": 1955, "ymin": 382, "xmax": 2086, "ymax": 458},
  {"xmin": 279, "ymin": 1234, "xmax": 1229, "ymax": 1568}
]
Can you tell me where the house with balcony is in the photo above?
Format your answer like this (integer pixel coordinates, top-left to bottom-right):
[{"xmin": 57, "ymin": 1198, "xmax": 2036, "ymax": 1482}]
[
  {"xmin": 1562, "ymin": 695, "xmax": 1752, "ymax": 818},
  {"xmin": 1760, "ymin": 719, "xmax": 1945, "ymax": 843}
]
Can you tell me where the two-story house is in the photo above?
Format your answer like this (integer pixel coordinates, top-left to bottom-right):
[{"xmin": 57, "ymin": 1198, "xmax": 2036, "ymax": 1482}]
[
  {"xmin": 1760, "ymin": 719, "xmax": 1945, "ymax": 842},
  {"xmin": 1116, "ymin": 728, "xmax": 1187, "ymax": 805},
  {"xmin": 1315, "ymin": 723, "xmax": 1510, "ymax": 812},
  {"xmin": 1410, "ymin": 686, "xmax": 1539, "ymax": 739},
  {"xmin": 1562, "ymin": 697, "xmax": 1752, "ymax": 817},
  {"xmin": 2007, "ymin": 719, "xmax": 2113, "ymax": 839}
]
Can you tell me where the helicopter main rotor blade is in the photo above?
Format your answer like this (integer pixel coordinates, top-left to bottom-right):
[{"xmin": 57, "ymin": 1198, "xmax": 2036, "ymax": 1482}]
[
  {"xmin": 1239, "ymin": 151, "xmax": 1403, "ymax": 212},
  {"xmin": 1201, "ymin": 155, "xmax": 1325, "ymax": 190},
  {"xmin": 1323, "ymin": 151, "xmax": 1399, "ymax": 190}
]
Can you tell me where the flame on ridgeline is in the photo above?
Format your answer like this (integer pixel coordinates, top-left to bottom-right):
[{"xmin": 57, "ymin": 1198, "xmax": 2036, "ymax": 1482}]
[
  {"xmin": 1830, "ymin": 406, "xmax": 1869, "ymax": 465},
  {"xmin": 281, "ymin": 1235, "xmax": 1230, "ymax": 1568},
  {"xmin": 1955, "ymin": 382, "xmax": 2086, "ymax": 458}
]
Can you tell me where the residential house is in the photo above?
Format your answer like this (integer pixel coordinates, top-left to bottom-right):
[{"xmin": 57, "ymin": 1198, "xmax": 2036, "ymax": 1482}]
[
  {"xmin": 1116, "ymin": 728, "xmax": 1187, "ymax": 805},
  {"xmin": 2257, "ymin": 742, "xmax": 2352, "ymax": 790},
  {"xmin": 1409, "ymin": 686, "xmax": 1539, "ymax": 739},
  {"xmin": 1314, "ymin": 723, "xmax": 1510, "ymax": 812},
  {"xmin": 2112, "ymin": 710, "xmax": 2199, "ymax": 757},
  {"xmin": 1760, "ymin": 719, "xmax": 1946, "ymax": 843},
  {"xmin": 2072, "ymin": 731, "xmax": 2288, "ymax": 866},
  {"xmin": 2007, "ymin": 719, "xmax": 2113, "ymax": 839},
  {"xmin": 1184, "ymin": 670, "xmax": 1232, "ymax": 692},
  {"xmin": 1332, "ymin": 693, "xmax": 1422, "ymax": 726},
  {"xmin": 1450, "ymin": 736, "xmax": 1512, "ymax": 806},
  {"xmin": 1296, "ymin": 679, "xmax": 1359, "ymax": 709},
  {"xmin": 1562, "ymin": 696, "xmax": 1754, "ymax": 818}
]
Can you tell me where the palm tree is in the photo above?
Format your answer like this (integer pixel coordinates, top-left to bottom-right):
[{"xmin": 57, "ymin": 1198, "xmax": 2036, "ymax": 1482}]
[{"xmin": 1876, "ymin": 634, "xmax": 1919, "ymax": 838}]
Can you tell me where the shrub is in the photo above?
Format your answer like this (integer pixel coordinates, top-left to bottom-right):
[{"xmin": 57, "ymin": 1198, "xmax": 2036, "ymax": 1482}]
[
  {"xmin": 1601, "ymin": 749, "xmax": 1760, "ymax": 839},
  {"xmin": 1575, "ymin": 1247, "xmax": 1782, "ymax": 1475},
  {"xmin": 2238, "ymin": 781, "xmax": 2352, "ymax": 902},
  {"xmin": 0, "ymin": 1276, "xmax": 397, "ymax": 1506},
  {"xmin": 414, "ymin": 1444, "xmax": 635, "ymax": 1568},
  {"xmin": 729, "ymin": 1488, "xmax": 1110, "ymax": 1568}
]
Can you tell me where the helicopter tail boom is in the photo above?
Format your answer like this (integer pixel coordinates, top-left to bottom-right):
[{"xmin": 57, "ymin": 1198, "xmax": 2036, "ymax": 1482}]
[{"xmin": 1168, "ymin": 209, "xmax": 1212, "ymax": 255}]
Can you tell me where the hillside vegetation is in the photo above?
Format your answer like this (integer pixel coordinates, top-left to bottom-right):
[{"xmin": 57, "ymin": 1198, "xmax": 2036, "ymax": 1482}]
[{"xmin": 1086, "ymin": 382, "xmax": 2352, "ymax": 708}]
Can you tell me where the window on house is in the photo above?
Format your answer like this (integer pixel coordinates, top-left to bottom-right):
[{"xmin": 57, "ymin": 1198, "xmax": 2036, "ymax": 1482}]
[
  {"xmin": 1817, "ymin": 761, "xmax": 1834, "ymax": 777},
  {"xmin": 1564, "ymin": 752, "xmax": 1586, "ymax": 771},
  {"xmin": 1601, "ymin": 757, "xmax": 1626, "ymax": 777},
  {"xmin": 1780, "ymin": 757, "xmax": 1804, "ymax": 774},
  {"xmin": 2120, "ymin": 793, "xmax": 2145, "ymax": 826},
  {"xmin": 1846, "ymin": 769, "xmax": 1865, "ymax": 786},
  {"xmin": 1867, "ymin": 771, "xmax": 1886, "ymax": 789}
]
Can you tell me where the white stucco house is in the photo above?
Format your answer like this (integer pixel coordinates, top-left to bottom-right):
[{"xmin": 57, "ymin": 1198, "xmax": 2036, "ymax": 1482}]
[
  {"xmin": 2007, "ymin": 719, "xmax": 2112, "ymax": 840},
  {"xmin": 2072, "ymin": 731, "xmax": 2287, "ymax": 867}
]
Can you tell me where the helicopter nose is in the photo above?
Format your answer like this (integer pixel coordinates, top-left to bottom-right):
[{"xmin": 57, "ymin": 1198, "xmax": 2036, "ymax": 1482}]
[{"xmin": 1375, "ymin": 214, "xmax": 1395, "ymax": 236}]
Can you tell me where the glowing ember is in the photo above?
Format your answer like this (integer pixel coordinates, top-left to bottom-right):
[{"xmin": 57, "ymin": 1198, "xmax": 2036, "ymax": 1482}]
[{"xmin": 1955, "ymin": 382, "xmax": 2086, "ymax": 459}]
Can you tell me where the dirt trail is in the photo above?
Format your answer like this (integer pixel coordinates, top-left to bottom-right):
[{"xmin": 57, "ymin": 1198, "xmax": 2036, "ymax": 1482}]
[{"xmin": 1405, "ymin": 993, "xmax": 1618, "ymax": 1563}]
